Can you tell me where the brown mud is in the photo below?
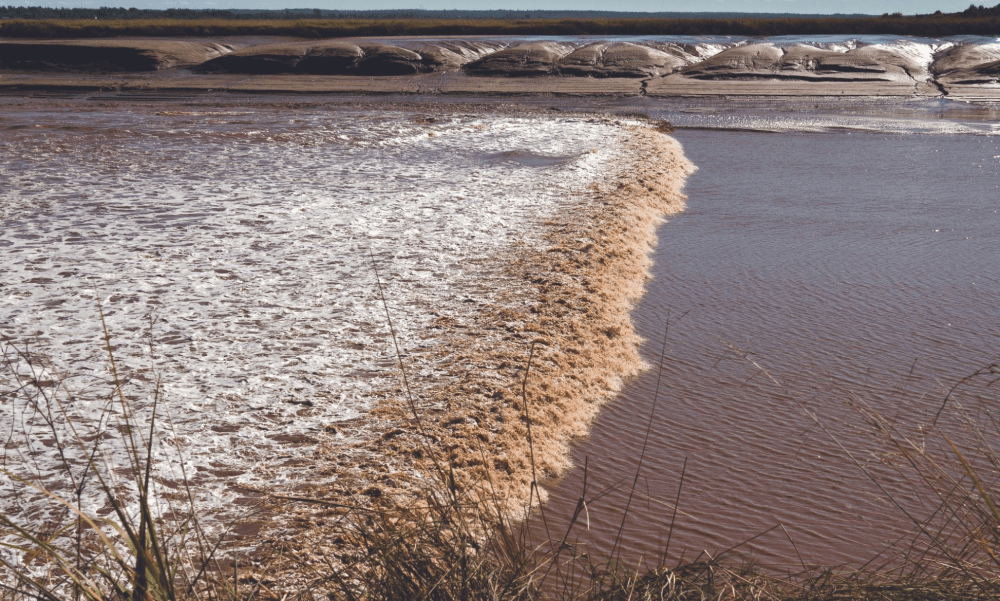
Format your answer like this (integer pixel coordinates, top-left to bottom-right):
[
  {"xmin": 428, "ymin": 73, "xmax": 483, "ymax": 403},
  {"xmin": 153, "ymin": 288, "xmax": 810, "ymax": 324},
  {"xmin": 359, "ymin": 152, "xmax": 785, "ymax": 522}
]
[
  {"xmin": 0, "ymin": 39, "xmax": 231, "ymax": 71},
  {"xmin": 193, "ymin": 39, "xmax": 504, "ymax": 75},
  {"xmin": 679, "ymin": 42, "xmax": 928, "ymax": 83},
  {"xmin": 3, "ymin": 38, "xmax": 1000, "ymax": 99},
  {"xmin": 556, "ymin": 41, "xmax": 697, "ymax": 78},
  {"xmin": 933, "ymin": 41, "xmax": 1000, "ymax": 86}
]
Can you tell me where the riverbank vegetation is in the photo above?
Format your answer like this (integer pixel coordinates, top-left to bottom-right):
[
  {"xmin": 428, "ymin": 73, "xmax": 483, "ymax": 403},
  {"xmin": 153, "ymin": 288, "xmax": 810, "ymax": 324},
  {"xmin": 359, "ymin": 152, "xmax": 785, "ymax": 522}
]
[
  {"xmin": 4, "ymin": 317, "xmax": 1000, "ymax": 600},
  {"xmin": 1, "ymin": 12, "xmax": 1000, "ymax": 39}
]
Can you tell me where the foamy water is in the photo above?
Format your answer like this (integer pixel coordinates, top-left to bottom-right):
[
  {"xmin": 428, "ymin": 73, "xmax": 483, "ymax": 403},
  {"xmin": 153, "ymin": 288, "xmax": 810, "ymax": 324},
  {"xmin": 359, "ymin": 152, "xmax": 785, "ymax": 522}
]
[
  {"xmin": 3, "ymin": 74, "xmax": 1000, "ymax": 575},
  {"xmin": 0, "ymin": 101, "xmax": 624, "ymax": 538}
]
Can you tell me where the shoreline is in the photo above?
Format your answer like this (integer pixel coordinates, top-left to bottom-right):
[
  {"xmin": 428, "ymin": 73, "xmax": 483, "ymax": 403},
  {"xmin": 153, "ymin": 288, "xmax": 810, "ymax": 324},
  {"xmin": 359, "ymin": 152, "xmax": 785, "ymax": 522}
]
[{"xmin": 4, "ymin": 36, "xmax": 1000, "ymax": 101}]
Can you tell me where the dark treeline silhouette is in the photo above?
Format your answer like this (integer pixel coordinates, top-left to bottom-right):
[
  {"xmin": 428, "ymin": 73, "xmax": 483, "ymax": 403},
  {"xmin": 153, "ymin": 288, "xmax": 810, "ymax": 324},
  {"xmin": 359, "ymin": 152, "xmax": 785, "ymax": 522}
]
[
  {"xmin": 0, "ymin": 6, "xmax": 879, "ymax": 21},
  {"xmin": 3, "ymin": 5, "xmax": 1000, "ymax": 21},
  {"xmin": 961, "ymin": 3, "xmax": 1000, "ymax": 16},
  {"xmin": 1, "ymin": 5, "xmax": 999, "ymax": 38}
]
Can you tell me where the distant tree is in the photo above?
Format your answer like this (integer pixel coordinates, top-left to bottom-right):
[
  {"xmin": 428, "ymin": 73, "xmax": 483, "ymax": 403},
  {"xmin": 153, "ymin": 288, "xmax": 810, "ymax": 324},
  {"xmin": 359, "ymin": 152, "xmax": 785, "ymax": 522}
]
[{"xmin": 961, "ymin": 2, "xmax": 1000, "ymax": 16}]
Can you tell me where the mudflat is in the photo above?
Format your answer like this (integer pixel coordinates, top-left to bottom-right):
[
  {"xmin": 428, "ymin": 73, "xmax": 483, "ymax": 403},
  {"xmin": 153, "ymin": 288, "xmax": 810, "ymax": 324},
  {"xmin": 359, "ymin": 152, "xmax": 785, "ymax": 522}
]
[
  {"xmin": 0, "ymin": 38, "xmax": 232, "ymax": 71},
  {"xmin": 3, "ymin": 36, "xmax": 1000, "ymax": 98}
]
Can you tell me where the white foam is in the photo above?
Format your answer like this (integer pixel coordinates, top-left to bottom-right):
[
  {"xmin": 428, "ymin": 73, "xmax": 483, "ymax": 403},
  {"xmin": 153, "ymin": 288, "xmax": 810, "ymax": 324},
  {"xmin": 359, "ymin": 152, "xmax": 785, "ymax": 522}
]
[
  {"xmin": 0, "ymin": 106, "xmax": 625, "ymax": 548},
  {"xmin": 812, "ymin": 40, "xmax": 859, "ymax": 53},
  {"xmin": 689, "ymin": 43, "xmax": 729, "ymax": 59}
]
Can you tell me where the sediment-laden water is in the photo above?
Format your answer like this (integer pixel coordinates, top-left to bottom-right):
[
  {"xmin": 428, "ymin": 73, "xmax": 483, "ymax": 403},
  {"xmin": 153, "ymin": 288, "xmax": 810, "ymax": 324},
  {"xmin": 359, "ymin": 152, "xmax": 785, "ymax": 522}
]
[
  {"xmin": 0, "ymin": 100, "xmax": 634, "ymax": 538},
  {"xmin": 537, "ymin": 125, "xmax": 1000, "ymax": 569},
  {"xmin": 3, "ymin": 91, "xmax": 1000, "ymax": 573}
]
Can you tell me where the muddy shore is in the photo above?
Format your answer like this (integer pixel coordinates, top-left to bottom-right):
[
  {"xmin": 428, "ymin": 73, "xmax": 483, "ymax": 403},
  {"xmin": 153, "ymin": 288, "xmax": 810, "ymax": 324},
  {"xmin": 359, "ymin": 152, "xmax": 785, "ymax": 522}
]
[
  {"xmin": 2, "ymin": 37, "xmax": 1000, "ymax": 99},
  {"xmin": 5, "ymin": 35, "xmax": 1000, "ymax": 592}
]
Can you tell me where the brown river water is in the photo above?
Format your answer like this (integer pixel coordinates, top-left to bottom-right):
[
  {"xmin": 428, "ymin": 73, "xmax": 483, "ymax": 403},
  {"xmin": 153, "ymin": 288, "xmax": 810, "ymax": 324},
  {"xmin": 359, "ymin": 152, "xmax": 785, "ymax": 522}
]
[
  {"xmin": 3, "ymin": 94, "xmax": 1000, "ymax": 571},
  {"xmin": 534, "ymin": 128, "xmax": 1000, "ymax": 570}
]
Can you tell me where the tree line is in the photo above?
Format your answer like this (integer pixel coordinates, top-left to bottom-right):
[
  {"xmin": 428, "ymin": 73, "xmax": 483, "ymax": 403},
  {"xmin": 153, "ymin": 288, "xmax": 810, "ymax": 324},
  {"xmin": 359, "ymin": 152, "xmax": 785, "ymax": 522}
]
[
  {"xmin": 0, "ymin": 6, "xmax": 877, "ymax": 21},
  {"xmin": 2, "ymin": 5, "xmax": 999, "ymax": 21}
]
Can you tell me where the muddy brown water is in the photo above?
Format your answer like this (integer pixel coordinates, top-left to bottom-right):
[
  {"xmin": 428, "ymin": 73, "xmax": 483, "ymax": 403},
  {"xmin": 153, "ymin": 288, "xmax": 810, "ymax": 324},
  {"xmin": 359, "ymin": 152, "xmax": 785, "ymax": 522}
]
[
  {"xmin": 532, "ymin": 129, "xmax": 1000, "ymax": 569},
  {"xmin": 4, "ymin": 94, "xmax": 1000, "ymax": 569}
]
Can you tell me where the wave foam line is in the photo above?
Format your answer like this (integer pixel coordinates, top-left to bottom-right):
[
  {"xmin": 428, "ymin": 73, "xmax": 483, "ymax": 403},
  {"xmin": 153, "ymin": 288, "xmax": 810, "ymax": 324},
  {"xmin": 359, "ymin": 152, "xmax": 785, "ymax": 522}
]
[{"xmin": 273, "ymin": 121, "xmax": 696, "ymax": 544}]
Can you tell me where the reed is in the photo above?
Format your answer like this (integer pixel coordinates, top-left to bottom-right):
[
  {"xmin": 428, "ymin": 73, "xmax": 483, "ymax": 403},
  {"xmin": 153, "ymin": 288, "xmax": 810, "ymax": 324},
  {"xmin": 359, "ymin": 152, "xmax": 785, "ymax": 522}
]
[
  {"xmin": 326, "ymin": 336, "xmax": 1000, "ymax": 600},
  {"xmin": 0, "ymin": 307, "xmax": 769, "ymax": 601},
  {"xmin": 0, "ymin": 306, "xmax": 239, "ymax": 601},
  {"xmin": 849, "ymin": 363, "xmax": 1000, "ymax": 594}
]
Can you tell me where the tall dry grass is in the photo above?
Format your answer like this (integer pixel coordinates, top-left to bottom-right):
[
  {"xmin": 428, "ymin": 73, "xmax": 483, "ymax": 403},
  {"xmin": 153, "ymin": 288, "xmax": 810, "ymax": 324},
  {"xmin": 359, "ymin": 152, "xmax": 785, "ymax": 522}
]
[
  {"xmin": 850, "ymin": 363, "xmax": 1000, "ymax": 593},
  {"xmin": 0, "ymin": 305, "xmax": 240, "ymax": 601},
  {"xmin": 4, "ymin": 294, "xmax": 1000, "ymax": 600}
]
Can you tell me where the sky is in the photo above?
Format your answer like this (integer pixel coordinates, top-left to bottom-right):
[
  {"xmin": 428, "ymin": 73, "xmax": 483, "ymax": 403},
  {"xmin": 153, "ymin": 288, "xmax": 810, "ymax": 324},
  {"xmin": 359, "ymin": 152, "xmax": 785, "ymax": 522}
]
[{"xmin": 8, "ymin": 0, "xmax": 983, "ymax": 14}]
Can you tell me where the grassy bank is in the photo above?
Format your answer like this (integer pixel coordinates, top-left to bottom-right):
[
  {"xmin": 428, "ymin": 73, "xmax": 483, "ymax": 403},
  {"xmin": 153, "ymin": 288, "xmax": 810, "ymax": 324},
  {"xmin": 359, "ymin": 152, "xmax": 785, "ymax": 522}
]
[{"xmin": 1, "ymin": 15, "xmax": 1000, "ymax": 39}]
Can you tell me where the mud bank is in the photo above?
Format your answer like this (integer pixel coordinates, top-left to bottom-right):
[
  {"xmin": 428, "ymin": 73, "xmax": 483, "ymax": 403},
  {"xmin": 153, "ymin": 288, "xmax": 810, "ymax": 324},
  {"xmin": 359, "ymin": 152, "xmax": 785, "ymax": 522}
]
[
  {"xmin": 195, "ymin": 39, "xmax": 504, "ymax": 75},
  {"xmin": 0, "ymin": 39, "xmax": 231, "ymax": 71},
  {"xmin": 3, "ymin": 37, "xmax": 1000, "ymax": 99},
  {"xmin": 932, "ymin": 42, "xmax": 1000, "ymax": 97}
]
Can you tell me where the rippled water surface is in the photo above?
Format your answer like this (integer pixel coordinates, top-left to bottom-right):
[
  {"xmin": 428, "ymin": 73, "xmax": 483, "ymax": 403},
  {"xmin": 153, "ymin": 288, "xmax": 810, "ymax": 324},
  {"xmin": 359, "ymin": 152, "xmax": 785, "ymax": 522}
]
[{"xmin": 537, "ymin": 129, "xmax": 1000, "ymax": 568}]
